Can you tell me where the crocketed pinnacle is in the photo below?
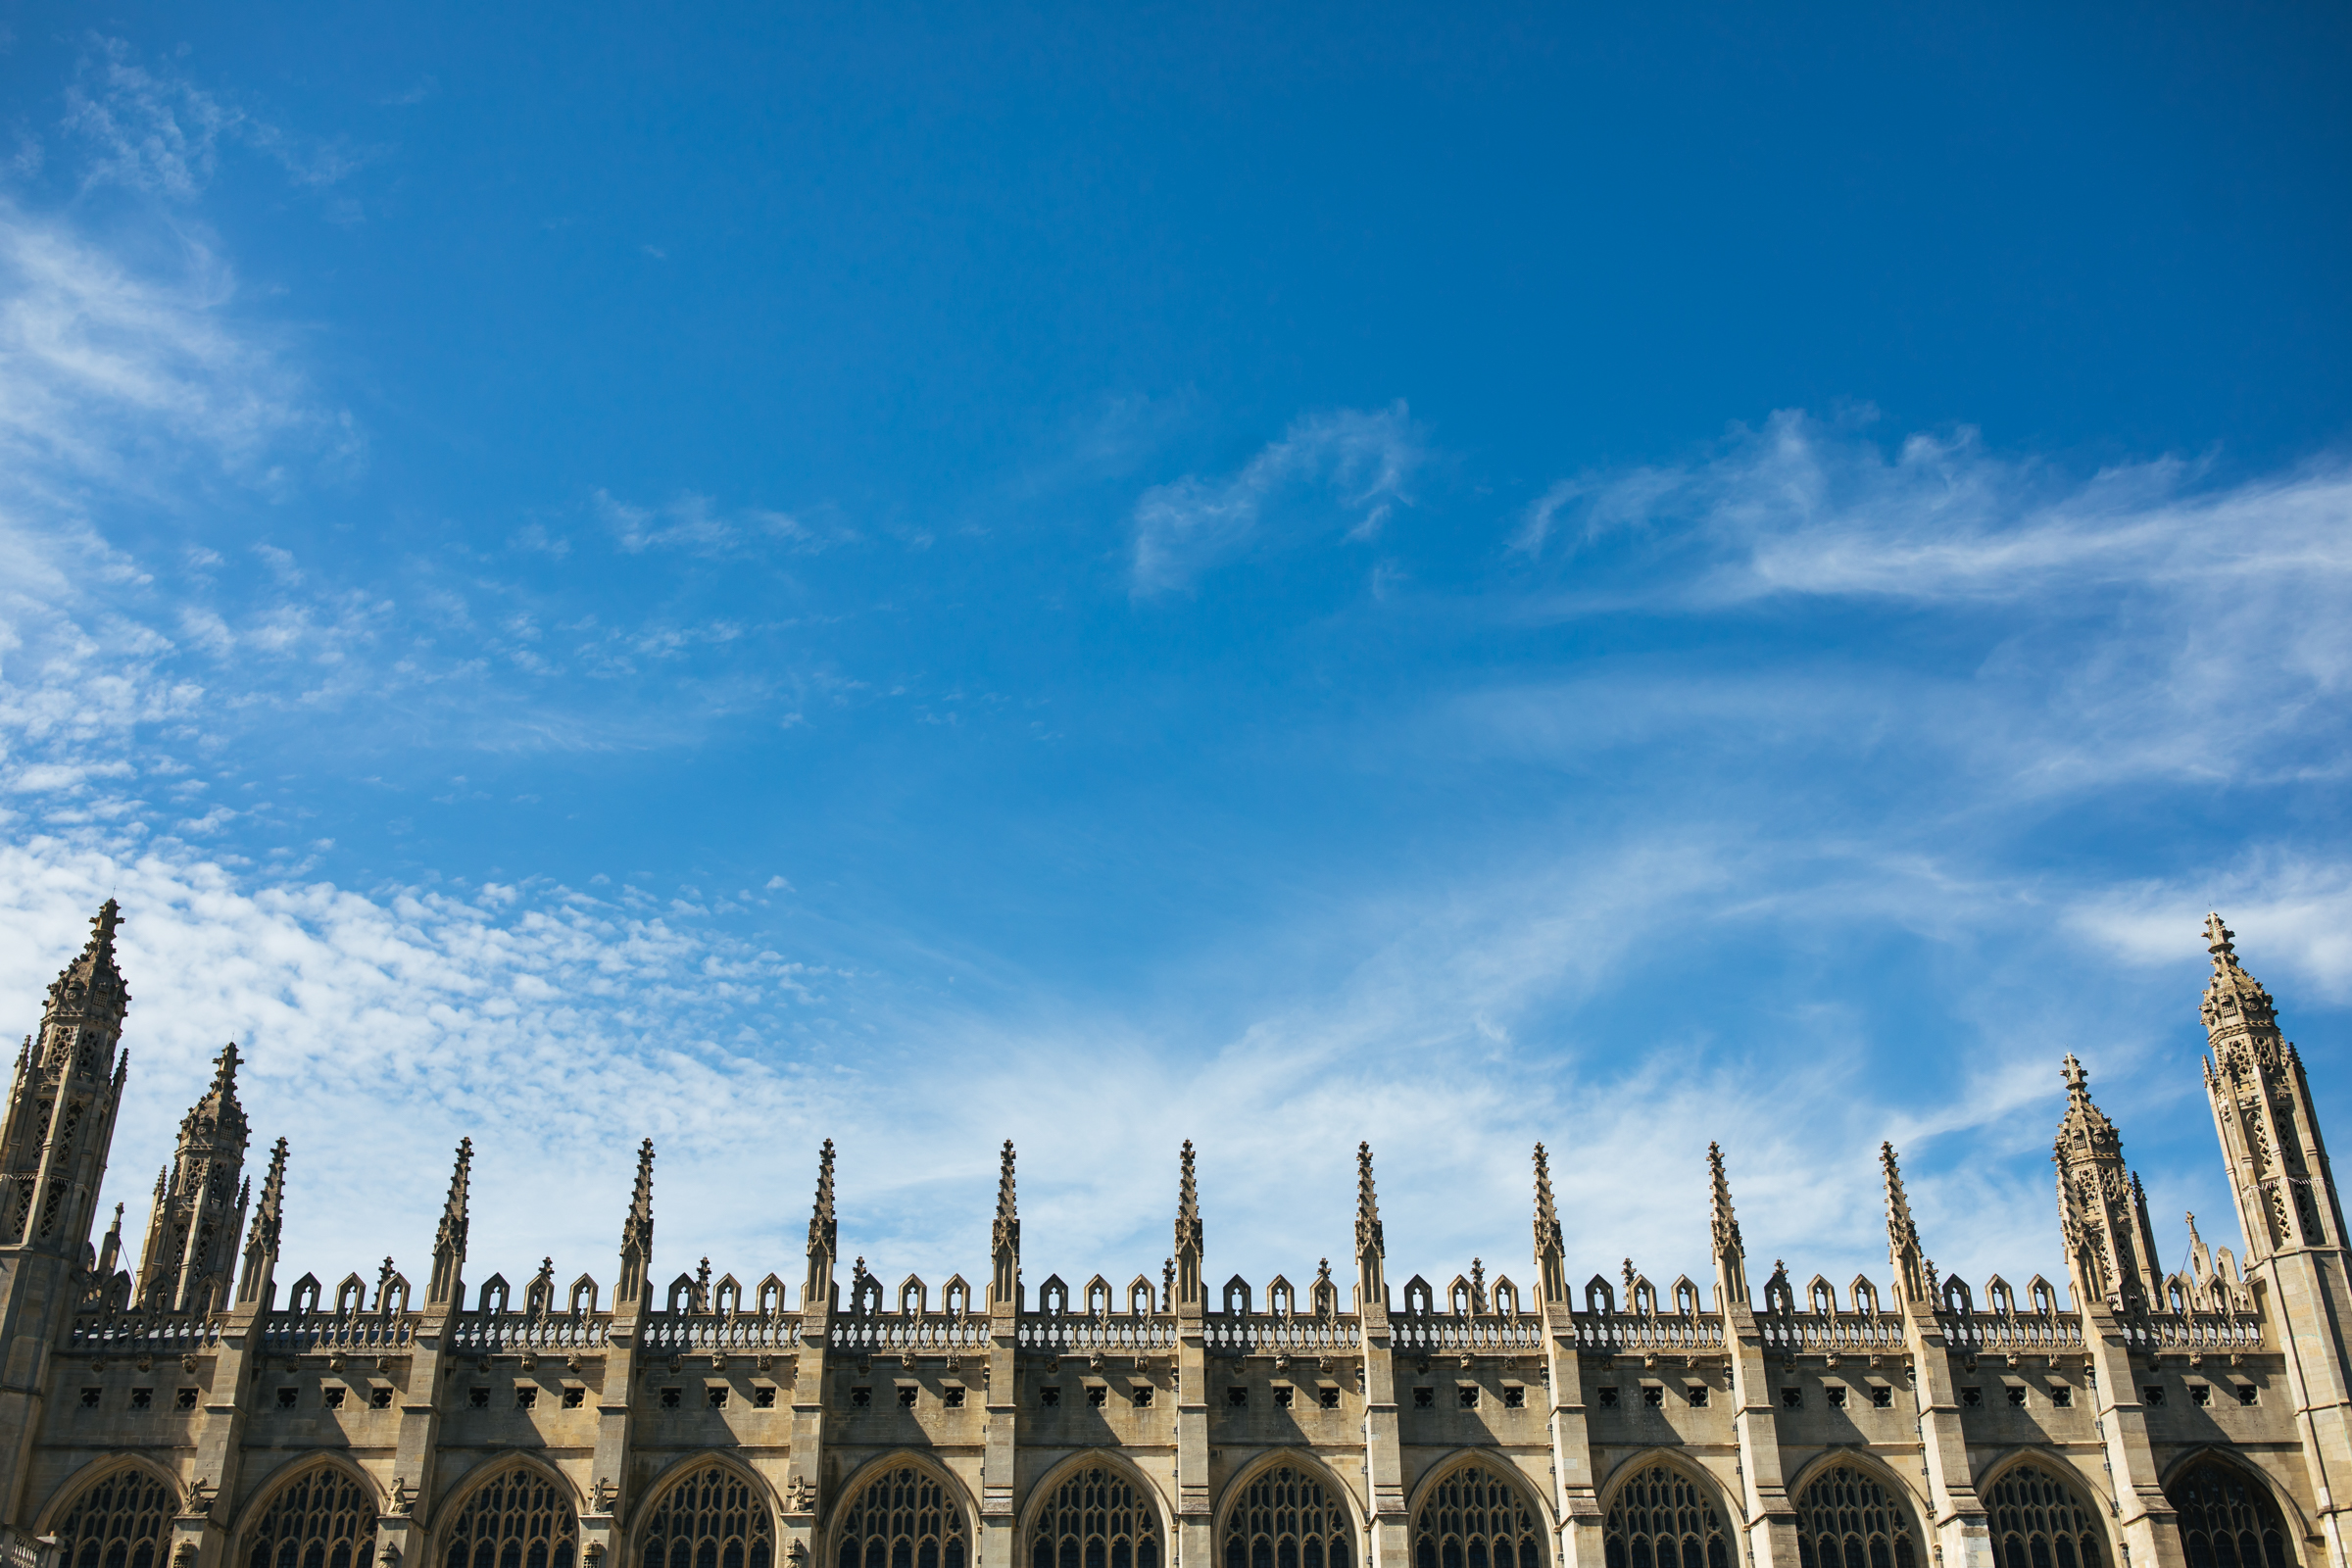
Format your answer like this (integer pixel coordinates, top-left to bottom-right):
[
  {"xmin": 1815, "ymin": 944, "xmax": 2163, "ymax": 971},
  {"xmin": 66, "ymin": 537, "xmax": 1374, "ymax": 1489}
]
[
  {"xmin": 1532, "ymin": 1144, "xmax": 1563, "ymax": 1258},
  {"xmin": 808, "ymin": 1138, "xmax": 837, "ymax": 1251},
  {"xmin": 992, "ymin": 1139, "xmax": 1019, "ymax": 1255},
  {"xmin": 46, "ymin": 900, "xmax": 129, "ymax": 1029},
  {"xmin": 2202, "ymin": 912, "xmax": 2283, "ymax": 1060},
  {"xmin": 2054, "ymin": 1054, "xmax": 2124, "ymax": 1165},
  {"xmin": 180, "ymin": 1043, "xmax": 249, "ymax": 1146},
  {"xmin": 1175, "ymin": 1140, "xmax": 1201, "ymax": 1257},
  {"xmin": 622, "ymin": 1138, "xmax": 656, "ymax": 1248},
  {"xmin": 436, "ymin": 1138, "xmax": 473, "ymax": 1254},
  {"xmin": 1882, "ymin": 1141, "xmax": 1930, "ymax": 1305},
  {"xmin": 1355, "ymin": 1142, "xmax": 1385, "ymax": 1257},
  {"xmin": 1708, "ymin": 1142, "xmax": 1743, "ymax": 1258}
]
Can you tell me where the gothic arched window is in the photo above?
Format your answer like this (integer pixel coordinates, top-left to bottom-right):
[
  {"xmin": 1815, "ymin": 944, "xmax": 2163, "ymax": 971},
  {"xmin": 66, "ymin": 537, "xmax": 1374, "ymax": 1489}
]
[
  {"xmin": 1030, "ymin": 1468, "xmax": 1159, "ymax": 1568},
  {"xmin": 1222, "ymin": 1467, "xmax": 1354, "ymax": 1568},
  {"xmin": 1603, "ymin": 1466, "xmax": 1729, "ymax": 1568},
  {"xmin": 834, "ymin": 1466, "xmax": 968, "ymax": 1568},
  {"xmin": 443, "ymin": 1468, "xmax": 579, "ymax": 1568},
  {"xmin": 244, "ymin": 1467, "xmax": 379, "ymax": 1568},
  {"xmin": 1413, "ymin": 1464, "xmax": 1544, "ymax": 1568},
  {"xmin": 53, "ymin": 1467, "xmax": 174, "ymax": 1568},
  {"xmin": 1986, "ymin": 1464, "xmax": 2106, "ymax": 1568},
  {"xmin": 2169, "ymin": 1460, "xmax": 2293, "ymax": 1568},
  {"xmin": 641, "ymin": 1466, "xmax": 772, "ymax": 1568},
  {"xmin": 1793, "ymin": 1467, "xmax": 1918, "ymax": 1568}
]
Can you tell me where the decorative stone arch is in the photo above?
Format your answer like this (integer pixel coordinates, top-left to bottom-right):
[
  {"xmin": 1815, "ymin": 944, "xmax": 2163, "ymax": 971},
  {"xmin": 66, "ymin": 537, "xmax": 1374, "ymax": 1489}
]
[
  {"xmin": 432, "ymin": 1455, "xmax": 582, "ymax": 1568},
  {"xmin": 569, "ymin": 1275, "xmax": 600, "ymax": 1315},
  {"xmin": 901, "ymin": 1276, "xmax": 929, "ymax": 1316},
  {"xmin": 1015, "ymin": 1450, "xmax": 1173, "ymax": 1568},
  {"xmin": 1222, "ymin": 1276, "xmax": 1252, "ymax": 1316},
  {"xmin": 335, "ymin": 1273, "xmax": 368, "ymax": 1315},
  {"xmin": 758, "ymin": 1274, "xmax": 789, "ymax": 1316},
  {"xmin": 1984, "ymin": 1275, "xmax": 2016, "ymax": 1317},
  {"xmin": 1595, "ymin": 1451, "xmax": 1738, "ymax": 1568},
  {"xmin": 1213, "ymin": 1450, "xmax": 1365, "ymax": 1568},
  {"xmin": 2026, "ymin": 1276, "xmax": 2058, "ymax": 1315},
  {"xmin": 231, "ymin": 1453, "xmax": 385, "ymax": 1568},
  {"xmin": 1491, "ymin": 1276, "xmax": 1521, "ymax": 1318},
  {"xmin": 1783, "ymin": 1452, "xmax": 1932, "ymax": 1568},
  {"xmin": 824, "ymin": 1450, "xmax": 979, "ymax": 1568},
  {"xmin": 1940, "ymin": 1276, "xmax": 1974, "ymax": 1315},
  {"xmin": 1268, "ymin": 1275, "xmax": 1298, "ymax": 1318},
  {"xmin": 32, "ymin": 1452, "xmax": 185, "ymax": 1548},
  {"xmin": 713, "ymin": 1274, "xmax": 744, "ymax": 1316},
  {"xmin": 1128, "ymin": 1275, "xmax": 1156, "ymax": 1316},
  {"xmin": 633, "ymin": 1452, "xmax": 778, "ymax": 1568},
  {"xmin": 1805, "ymin": 1276, "xmax": 1837, "ymax": 1316},
  {"xmin": 1849, "ymin": 1276, "xmax": 1881, "ymax": 1316},
  {"xmin": 2159, "ymin": 1447, "xmax": 2311, "ymax": 1568},
  {"xmin": 1085, "ymin": 1275, "xmax": 1115, "ymax": 1318},
  {"xmin": 1973, "ymin": 1450, "xmax": 2120, "ymax": 1568},
  {"xmin": 1401, "ymin": 1277, "xmax": 1435, "ymax": 1316},
  {"xmin": 478, "ymin": 1273, "xmax": 513, "ymax": 1315},
  {"xmin": 1040, "ymin": 1275, "xmax": 1072, "ymax": 1316},
  {"xmin": 287, "ymin": 1273, "xmax": 323, "ymax": 1315},
  {"xmin": 1403, "ymin": 1451, "xmax": 1555, "ymax": 1568},
  {"xmin": 1667, "ymin": 1276, "xmax": 1700, "ymax": 1317},
  {"xmin": 1583, "ymin": 1276, "xmax": 1615, "ymax": 1314},
  {"xmin": 942, "ymin": 1275, "xmax": 973, "ymax": 1316}
]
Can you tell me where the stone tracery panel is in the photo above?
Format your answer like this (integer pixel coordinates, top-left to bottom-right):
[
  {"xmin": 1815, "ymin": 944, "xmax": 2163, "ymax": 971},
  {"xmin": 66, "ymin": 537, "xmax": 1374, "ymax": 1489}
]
[
  {"xmin": 641, "ymin": 1465, "xmax": 773, "ymax": 1568},
  {"xmin": 1030, "ymin": 1467, "xmax": 1159, "ymax": 1568},
  {"xmin": 52, "ymin": 1466, "xmax": 174, "ymax": 1568},
  {"xmin": 1985, "ymin": 1464, "xmax": 2106, "ymax": 1568},
  {"xmin": 1792, "ymin": 1466, "xmax": 1918, "ymax": 1568},
  {"xmin": 244, "ymin": 1466, "xmax": 380, "ymax": 1568},
  {"xmin": 1412, "ymin": 1463, "xmax": 1544, "ymax": 1568},
  {"xmin": 2168, "ymin": 1459, "xmax": 2293, "ymax": 1568},
  {"xmin": 442, "ymin": 1466, "xmax": 579, "ymax": 1568},
  {"xmin": 835, "ymin": 1465, "xmax": 968, "ymax": 1568},
  {"xmin": 1602, "ymin": 1465, "xmax": 1729, "ymax": 1568},
  {"xmin": 1222, "ymin": 1466, "xmax": 1354, "ymax": 1568}
]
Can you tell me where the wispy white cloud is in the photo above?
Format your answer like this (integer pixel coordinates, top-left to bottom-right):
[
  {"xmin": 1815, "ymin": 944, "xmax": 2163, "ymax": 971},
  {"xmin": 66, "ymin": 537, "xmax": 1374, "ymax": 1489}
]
[
  {"xmin": 1131, "ymin": 402, "xmax": 1425, "ymax": 594},
  {"xmin": 594, "ymin": 488, "xmax": 851, "ymax": 557}
]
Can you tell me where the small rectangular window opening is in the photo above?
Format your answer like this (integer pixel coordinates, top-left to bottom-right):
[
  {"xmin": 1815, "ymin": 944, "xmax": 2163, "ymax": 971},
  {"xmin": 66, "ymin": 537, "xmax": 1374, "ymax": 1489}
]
[
  {"xmin": 2143, "ymin": 1386, "xmax": 2166, "ymax": 1406},
  {"xmin": 1871, "ymin": 1386, "xmax": 1893, "ymax": 1409},
  {"xmin": 753, "ymin": 1387, "xmax": 776, "ymax": 1408},
  {"xmin": 177, "ymin": 1388, "xmax": 200, "ymax": 1410},
  {"xmin": 1226, "ymin": 1386, "xmax": 1248, "ymax": 1406},
  {"xmin": 1501, "ymin": 1387, "xmax": 1525, "ymax": 1409},
  {"xmin": 1826, "ymin": 1387, "xmax": 1848, "ymax": 1409},
  {"xmin": 898, "ymin": 1386, "xmax": 918, "ymax": 1407},
  {"xmin": 1960, "ymin": 1387, "xmax": 1983, "ymax": 1408},
  {"xmin": 279, "ymin": 1387, "xmax": 302, "ymax": 1409},
  {"xmin": 1642, "ymin": 1386, "xmax": 1665, "ymax": 1408},
  {"xmin": 321, "ymin": 1387, "xmax": 345, "ymax": 1410},
  {"xmin": 2048, "ymin": 1385, "xmax": 2073, "ymax": 1408},
  {"xmin": 709, "ymin": 1387, "xmax": 729, "ymax": 1409},
  {"xmin": 662, "ymin": 1387, "xmax": 684, "ymax": 1409},
  {"xmin": 1685, "ymin": 1385, "xmax": 1707, "ymax": 1407},
  {"xmin": 1414, "ymin": 1387, "xmax": 1435, "ymax": 1408},
  {"xmin": 849, "ymin": 1386, "xmax": 870, "ymax": 1408},
  {"xmin": 130, "ymin": 1388, "xmax": 153, "ymax": 1410},
  {"xmin": 1131, "ymin": 1386, "xmax": 1152, "ymax": 1407},
  {"xmin": 516, "ymin": 1387, "xmax": 537, "ymax": 1409},
  {"xmin": 1598, "ymin": 1387, "xmax": 1621, "ymax": 1408},
  {"xmin": 1039, "ymin": 1386, "xmax": 1059, "ymax": 1407},
  {"xmin": 1274, "ymin": 1386, "xmax": 1294, "ymax": 1408},
  {"xmin": 1458, "ymin": 1386, "xmax": 1479, "ymax": 1409},
  {"xmin": 1089, "ymin": 1385, "xmax": 1109, "ymax": 1407},
  {"xmin": 2190, "ymin": 1384, "xmax": 2213, "ymax": 1407},
  {"xmin": 945, "ymin": 1387, "xmax": 967, "ymax": 1408},
  {"xmin": 369, "ymin": 1388, "xmax": 394, "ymax": 1409},
  {"xmin": 1780, "ymin": 1387, "xmax": 1801, "ymax": 1408},
  {"xmin": 2006, "ymin": 1386, "xmax": 2027, "ymax": 1407},
  {"xmin": 564, "ymin": 1387, "xmax": 587, "ymax": 1408},
  {"xmin": 2237, "ymin": 1385, "xmax": 2259, "ymax": 1407},
  {"xmin": 80, "ymin": 1388, "xmax": 101, "ymax": 1408},
  {"xmin": 466, "ymin": 1387, "xmax": 489, "ymax": 1409}
]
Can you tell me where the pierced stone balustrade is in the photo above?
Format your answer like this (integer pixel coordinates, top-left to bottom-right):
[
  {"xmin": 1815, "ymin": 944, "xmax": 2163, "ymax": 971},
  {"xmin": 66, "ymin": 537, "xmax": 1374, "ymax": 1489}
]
[
  {"xmin": 638, "ymin": 1312, "xmax": 800, "ymax": 1351},
  {"xmin": 831, "ymin": 1312, "xmax": 994, "ymax": 1353},
  {"xmin": 1203, "ymin": 1314, "xmax": 1362, "ymax": 1353},
  {"xmin": 1013, "ymin": 1314, "xmax": 1180, "ymax": 1353},
  {"xmin": 69, "ymin": 1310, "xmax": 223, "ymax": 1351},
  {"xmin": 1756, "ymin": 1312, "xmax": 1907, "ymax": 1354},
  {"xmin": 2119, "ymin": 1310, "xmax": 2263, "ymax": 1352},
  {"xmin": 449, "ymin": 1311, "xmax": 614, "ymax": 1352},
  {"xmin": 1570, "ymin": 1311, "xmax": 1726, "ymax": 1354},
  {"xmin": 1389, "ymin": 1314, "xmax": 1541, "ymax": 1353},
  {"xmin": 257, "ymin": 1310, "xmax": 417, "ymax": 1351},
  {"xmin": 1935, "ymin": 1311, "xmax": 2086, "ymax": 1353}
]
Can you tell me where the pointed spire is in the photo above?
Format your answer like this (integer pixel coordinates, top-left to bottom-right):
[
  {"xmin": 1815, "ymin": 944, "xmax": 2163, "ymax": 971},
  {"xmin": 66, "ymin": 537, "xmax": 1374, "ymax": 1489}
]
[
  {"xmin": 2202, "ymin": 911, "xmax": 2283, "ymax": 1064},
  {"xmin": 96, "ymin": 1201, "xmax": 124, "ymax": 1278},
  {"xmin": 35, "ymin": 901, "xmax": 129, "ymax": 1083},
  {"xmin": 427, "ymin": 1137, "xmax": 471, "ymax": 1308},
  {"xmin": 1172, "ymin": 1141, "xmax": 1202, "ymax": 1314},
  {"xmin": 1882, "ymin": 1142, "xmax": 1932, "ymax": 1308},
  {"xmin": 616, "ymin": 1138, "xmax": 655, "ymax": 1305},
  {"xmin": 236, "ymin": 1138, "xmax": 288, "ymax": 1307},
  {"xmin": 804, "ymin": 1138, "xmax": 837, "ymax": 1311},
  {"xmin": 1354, "ymin": 1142, "xmax": 1387, "ymax": 1309},
  {"xmin": 989, "ymin": 1140, "xmax": 1020, "ymax": 1312},
  {"xmin": 1532, "ymin": 1144, "xmax": 1567, "ymax": 1307},
  {"xmin": 2053, "ymin": 1054, "xmax": 2162, "ymax": 1313},
  {"xmin": 1708, "ymin": 1142, "xmax": 1750, "ymax": 1306}
]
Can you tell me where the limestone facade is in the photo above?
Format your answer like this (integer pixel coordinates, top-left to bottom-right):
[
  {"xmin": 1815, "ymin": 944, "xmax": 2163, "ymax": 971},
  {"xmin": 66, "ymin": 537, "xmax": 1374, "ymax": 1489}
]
[{"xmin": 0, "ymin": 905, "xmax": 2340, "ymax": 1568}]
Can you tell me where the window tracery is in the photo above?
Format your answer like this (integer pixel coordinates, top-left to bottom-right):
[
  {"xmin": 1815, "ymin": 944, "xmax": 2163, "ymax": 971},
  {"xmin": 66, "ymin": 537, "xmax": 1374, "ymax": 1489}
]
[
  {"xmin": 244, "ymin": 1467, "xmax": 379, "ymax": 1568},
  {"xmin": 53, "ymin": 1466, "xmax": 174, "ymax": 1568},
  {"xmin": 1412, "ymin": 1464, "xmax": 1543, "ymax": 1568},
  {"xmin": 835, "ymin": 1466, "xmax": 967, "ymax": 1568},
  {"xmin": 1222, "ymin": 1467, "xmax": 1353, "ymax": 1568},
  {"xmin": 442, "ymin": 1467, "xmax": 578, "ymax": 1568},
  {"xmin": 640, "ymin": 1467, "xmax": 772, "ymax": 1568},
  {"xmin": 1985, "ymin": 1464, "xmax": 2105, "ymax": 1568},
  {"xmin": 2168, "ymin": 1460, "xmax": 2292, "ymax": 1568},
  {"xmin": 1792, "ymin": 1467, "xmax": 1917, "ymax": 1568},
  {"xmin": 1602, "ymin": 1466, "xmax": 1728, "ymax": 1568},
  {"xmin": 1029, "ymin": 1467, "xmax": 1159, "ymax": 1568}
]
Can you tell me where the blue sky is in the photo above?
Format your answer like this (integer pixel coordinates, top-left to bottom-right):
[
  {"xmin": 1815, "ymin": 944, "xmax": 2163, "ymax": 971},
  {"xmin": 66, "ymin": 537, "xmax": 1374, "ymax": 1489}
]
[{"xmin": 2, "ymin": 3, "xmax": 2350, "ymax": 1314}]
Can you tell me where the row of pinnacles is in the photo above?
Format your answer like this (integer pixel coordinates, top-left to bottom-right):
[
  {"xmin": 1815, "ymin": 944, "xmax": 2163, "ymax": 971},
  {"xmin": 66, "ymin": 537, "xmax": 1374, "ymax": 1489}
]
[{"xmin": 2, "ymin": 902, "xmax": 2348, "ymax": 1568}]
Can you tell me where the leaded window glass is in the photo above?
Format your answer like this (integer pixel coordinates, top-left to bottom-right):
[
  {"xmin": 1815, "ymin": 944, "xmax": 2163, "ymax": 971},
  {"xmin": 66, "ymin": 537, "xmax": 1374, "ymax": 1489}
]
[
  {"xmin": 1030, "ymin": 1468, "xmax": 1159, "ymax": 1568},
  {"xmin": 834, "ymin": 1466, "xmax": 968, "ymax": 1568},
  {"xmin": 1413, "ymin": 1463, "xmax": 1544, "ymax": 1568},
  {"xmin": 444, "ymin": 1467, "xmax": 579, "ymax": 1568},
  {"xmin": 244, "ymin": 1467, "xmax": 379, "ymax": 1568},
  {"xmin": 1602, "ymin": 1466, "xmax": 1729, "ymax": 1568},
  {"xmin": 54, "ymin": 1467, "xmax": 174, "ymax": 1568},
  {"xmin": 641, "ymin": 1466, "xmax": 773, "ymax": 1568},
  {"xmin": 1222, "ymin": 1467, "xmax": 1354, "ymax": 1568},
  {"xmin": 2170, "ymin": 1461, "xmax": 2292, "ymax": 1568},
  {"xmin": 1986, "ymin": 1464, "xmax": 2105, "ymax": 1568},
  {"xmin": 1793, "ymin": 1467, "xmax": 1918, "ymax": 1568}
]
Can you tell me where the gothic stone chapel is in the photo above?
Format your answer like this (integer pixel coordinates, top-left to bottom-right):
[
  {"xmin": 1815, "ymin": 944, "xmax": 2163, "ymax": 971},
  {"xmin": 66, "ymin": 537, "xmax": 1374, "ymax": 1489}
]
[{"xmin": 4, "ymin": 906, "xmax": 2350, "ymax": 1568}]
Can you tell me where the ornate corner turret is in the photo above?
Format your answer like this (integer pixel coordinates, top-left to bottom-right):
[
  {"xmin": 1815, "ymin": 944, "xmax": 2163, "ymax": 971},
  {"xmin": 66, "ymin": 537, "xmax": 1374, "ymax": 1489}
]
[
  {"xmin": 2202, "ymin": 913, "xmax": 2347, "ymax": 1261},
  {"xmin": 134, "ymin": 1042, "xmax": 252, "ymax": 1313},
  {"xmin": 2053, "ymin": 1054, "xmax": 2163, "ymax": 1314},
  {"xmin": 3, "ymin": 902, "xmax": 134, "ymax": 1259}
]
